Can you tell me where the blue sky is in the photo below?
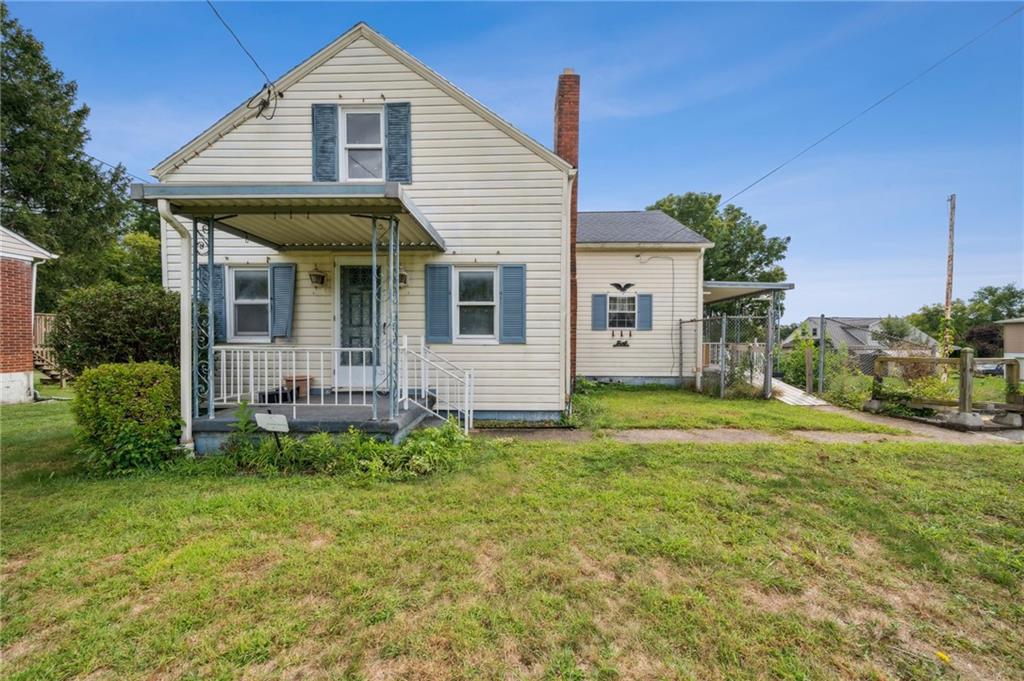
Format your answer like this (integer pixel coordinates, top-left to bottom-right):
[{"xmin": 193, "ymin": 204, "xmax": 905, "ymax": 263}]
[{"xmin": 9, "ymin": 1, "xmax": 1022, "ymax": 322}]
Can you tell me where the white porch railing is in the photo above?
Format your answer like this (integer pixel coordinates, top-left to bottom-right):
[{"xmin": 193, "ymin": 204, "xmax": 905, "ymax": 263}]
[{"xmin": 211, "ymin": 338, "xmax": 475, "ymax": 433}]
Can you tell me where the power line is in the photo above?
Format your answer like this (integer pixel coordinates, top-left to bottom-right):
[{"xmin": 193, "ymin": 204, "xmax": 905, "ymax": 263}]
[
  {"xmin": 655, "ymin": 4, "xmax": 1024, "ymax": 245},
  {"xmin": 83, "ymin": 152, "xmax": 150, "ymax": 184},
  {"xmin": 205, "ymin": 0, "xmax": 273, "ymax": 87},
  {"xmin": 720, "ymin": 4, "xmax": 1024, "ymax": 207}
]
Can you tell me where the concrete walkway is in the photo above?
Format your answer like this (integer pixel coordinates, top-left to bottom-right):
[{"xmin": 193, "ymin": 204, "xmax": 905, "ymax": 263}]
[{"xmin": 481, "ymin": 406, "xmax": 1022, "ymax": 446}]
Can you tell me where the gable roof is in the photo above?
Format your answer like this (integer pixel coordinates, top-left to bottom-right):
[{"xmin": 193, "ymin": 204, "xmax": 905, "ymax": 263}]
[
  {"xmin": 782, "ymin": 317, "xmax": 938, "ymax": 351},
  {"xmin": 0, "ymin": 226, "xmax": 57, "ymax": 261},
  {"xmin": 578, "ymin": 210, "xmax": 711, "ymax": 245},
  {"xmin": 151, "ymin": 23, "xmax": 573, "ymax": 178}
]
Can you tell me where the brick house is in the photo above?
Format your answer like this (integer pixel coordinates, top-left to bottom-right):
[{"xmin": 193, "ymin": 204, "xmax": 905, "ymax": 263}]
[{"xmin": 0, "ymin": 226, "xmax": 56, "ymax": 404}]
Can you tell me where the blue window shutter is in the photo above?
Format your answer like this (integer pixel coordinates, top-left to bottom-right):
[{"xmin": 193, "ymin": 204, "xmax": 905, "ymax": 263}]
[
  {"xmin": 425, "ymin": 264, "xmax": 451, "ymax": 343},
  {"xmin": 311, "ymin": 104, "xmax": 338, "ymax": 182},
  {"xmin": 269, "ymin": 264, "xmax": 296, "ymax": 339},
  {"xmin": 637, "ymin": 294, "xmax": 653, "ymax": 331},
  {"xmin": 499, "ymin": 264, "xmax": 526, "ymax": 344},
  {"xmin": 212, "ymin": 265, "xmax": 226, "ymax": 342},
  {"xmin": 592, "ymin": 294, "xmax": 607, "ymax": 331},
  {"xmin": 385, "ymin": 102, "xmax": 412, "ymax": 183}
]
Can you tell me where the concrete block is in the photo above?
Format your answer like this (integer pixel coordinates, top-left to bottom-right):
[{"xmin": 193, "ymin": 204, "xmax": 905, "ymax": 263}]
[
  {"xmin": 946, "ymin": 412, "xmax": 984, "ymax": 429},
  {"xmin": 863, "ymin": 399, "xmax": 885, "ymax": 414},
  {"xmin": 992, "ymin": 412, "xmax": 1023, "ymax": 428}
]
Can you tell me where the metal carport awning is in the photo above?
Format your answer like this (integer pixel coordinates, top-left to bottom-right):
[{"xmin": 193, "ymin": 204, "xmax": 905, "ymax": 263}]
[
  {"xmin": 704, "ymin": 280, "xmax": 794, "ymax": 305},
  {"xmin": 130, "ymin": 182, "xmax": 445, "ymax": 251}
]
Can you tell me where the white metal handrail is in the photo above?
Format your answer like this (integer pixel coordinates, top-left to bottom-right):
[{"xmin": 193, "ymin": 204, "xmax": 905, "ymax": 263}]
[{"xmin": 399, "ymin": 336, "xmax": 474, "ymax": 433}]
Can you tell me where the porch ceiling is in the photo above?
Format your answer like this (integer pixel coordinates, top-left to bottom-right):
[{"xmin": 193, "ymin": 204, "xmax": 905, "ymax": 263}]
[{"xmin": 130, "ymin": 182, "xmax": 445, "ymax": 251}]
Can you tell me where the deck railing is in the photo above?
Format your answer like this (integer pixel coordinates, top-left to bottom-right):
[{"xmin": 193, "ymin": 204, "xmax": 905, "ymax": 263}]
[
  {"xmin": 33, "ymin": 313, "xmax": 67, "ymax": 386},
  {"xmin": 211, "ymin": 338, "xmax": 475, "ymax": 432}
]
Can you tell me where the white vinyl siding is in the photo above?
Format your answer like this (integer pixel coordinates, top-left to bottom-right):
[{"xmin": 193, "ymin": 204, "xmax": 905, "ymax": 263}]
[
  {"xmin": 577, "ymin": 249, "xmax": 703, "ymax": 380},
  {"xmin": 160, "ymin": 35, "xmax": 569, "ymax": 413}
]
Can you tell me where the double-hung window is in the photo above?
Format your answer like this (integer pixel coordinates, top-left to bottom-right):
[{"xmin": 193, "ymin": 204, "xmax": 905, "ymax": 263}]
[
  {"xmin": 341, "ymin": 107, "xmax": 384, "ymax": 181},
  {"xmin": 608, "ymin": 295, "xmax": 637, "ymax": 329},
  {"xmin": 455, "ymin": 268, "xmax": 497, "ymax": 340},
  {"xmin": 229, "ymin": 267, "xmax": 271, "ymax": 341}
]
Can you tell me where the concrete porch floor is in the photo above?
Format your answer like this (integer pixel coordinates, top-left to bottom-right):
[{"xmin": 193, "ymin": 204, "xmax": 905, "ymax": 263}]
[{"xmin": 192, "ymin": 392, "xmax": 432, "ymax": 453}]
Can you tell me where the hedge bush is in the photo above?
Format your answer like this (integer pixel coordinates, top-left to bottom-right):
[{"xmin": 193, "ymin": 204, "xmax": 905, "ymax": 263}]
[
  {"xmin": 73, "ymin": 362, "xmax": 182, "ymax": 473},
  {"xmin": 50, "ymin": 283, "xmax": 179, "ymax": 374}
]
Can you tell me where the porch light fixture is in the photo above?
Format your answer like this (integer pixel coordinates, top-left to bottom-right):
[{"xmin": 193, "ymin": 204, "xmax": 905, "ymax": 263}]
[
  {"xmin": 398, "ymin": 267, "xmax": 409, "ymax": 288},
  {"xmin": 308, "ymin": 265, "xmax": 327, "ymax": 289}
]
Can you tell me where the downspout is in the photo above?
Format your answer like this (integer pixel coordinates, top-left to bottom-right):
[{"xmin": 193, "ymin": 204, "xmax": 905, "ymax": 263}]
[
  {"xmin": 157, "ymin": 199, "xmax": 194, "ymax": 446},
  {"xmin": 696, "ymin": 246, "xmax": 706, "ymax": 392}
]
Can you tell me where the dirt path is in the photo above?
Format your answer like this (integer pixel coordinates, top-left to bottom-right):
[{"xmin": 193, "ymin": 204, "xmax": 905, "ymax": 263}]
[{"xmin": 479, "ymin": 406, "xmax": 1022, "ymax": 446}]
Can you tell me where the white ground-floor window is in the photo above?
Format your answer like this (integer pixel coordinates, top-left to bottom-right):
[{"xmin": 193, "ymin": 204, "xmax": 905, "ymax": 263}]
[
  {"xmin": 228, "ymin": 266, "xmax": 271, "ymax": 342},
  {"xmin": 608, "ymin": 295, "xmax": 637, "ymax": 329},
  {"xmin": 455, "ymin": 267, "xmax": 498, "ymax": 341}
]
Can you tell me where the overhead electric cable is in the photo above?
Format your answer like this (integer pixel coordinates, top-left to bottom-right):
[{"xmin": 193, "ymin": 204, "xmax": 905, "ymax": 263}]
[
  {"xmin": 652, "ymin": 4, "xmax": 1024, "ymax": 245},
  {"xmin": 83, "ymin": 152, "xmax": 150, "ymax": 183},
  {"xmin": 205, "ymin": 0, "xmax": 273, "ymax": 87}
]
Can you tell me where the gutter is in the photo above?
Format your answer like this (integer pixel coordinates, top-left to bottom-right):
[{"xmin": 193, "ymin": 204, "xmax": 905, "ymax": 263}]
[{"xmin": 157, "ymin": 199, "xmax": 194, "ymax": 446}]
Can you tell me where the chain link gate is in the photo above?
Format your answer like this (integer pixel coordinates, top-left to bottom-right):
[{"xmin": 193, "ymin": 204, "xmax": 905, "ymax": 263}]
[{"xmin": 680, "ymin": 315, "xmax": 776, "ymax": 398}]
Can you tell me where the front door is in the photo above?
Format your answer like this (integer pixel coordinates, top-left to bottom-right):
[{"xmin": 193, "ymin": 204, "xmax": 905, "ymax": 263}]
[{"xmin": 337, "ymin": 266, "xmax": 379, "ymax": 388}]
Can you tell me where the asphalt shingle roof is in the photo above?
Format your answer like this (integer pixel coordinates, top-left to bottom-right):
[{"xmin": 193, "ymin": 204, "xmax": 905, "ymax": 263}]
[{"xmin": 578, "ymin": 210, "xmax": 711, "ymax": 245}]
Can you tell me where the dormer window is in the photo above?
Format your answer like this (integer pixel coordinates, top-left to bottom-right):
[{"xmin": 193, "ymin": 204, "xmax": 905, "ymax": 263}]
[{"xmin": 342, "ymin": 107, "xmax": 384, "ymax": 181}]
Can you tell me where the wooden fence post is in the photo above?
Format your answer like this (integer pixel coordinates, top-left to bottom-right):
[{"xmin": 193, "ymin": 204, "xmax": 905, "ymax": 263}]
[
  {"xmin": 872, "ymin": 356, "xmax": 884, "ymax": 400},
  {"xmin": 804, "ymin": 345, "xmax": 814, "ymax": 394},
  {"xmin": 958, "ymin": 348, "xmax": 974, "ymax": 414},
  {"xmin": 1005, "ymin": 359, "xmax": 1021, "ymax": 404}
]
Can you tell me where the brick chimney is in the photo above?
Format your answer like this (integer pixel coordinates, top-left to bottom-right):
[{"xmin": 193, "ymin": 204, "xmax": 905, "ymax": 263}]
[{"xmin": 554, "ymin": 68, "xmax": 580, "ymax": 389}]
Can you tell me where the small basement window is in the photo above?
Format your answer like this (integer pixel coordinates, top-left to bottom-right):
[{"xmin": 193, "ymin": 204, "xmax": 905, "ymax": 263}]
[
  {"xmin": 229, "ymin": 267, "xmax": 271, "ymax": 341},
  {"xmin": 608, "ymin": 295, "xmax": 636, "ymax": 329},
  {"xmin": 341, "ymin": 107, "xmax": 384, "ymax": 181},
  {"xmin": 455, "ymin": 268, "xmax": 497, "ymax": 340}
]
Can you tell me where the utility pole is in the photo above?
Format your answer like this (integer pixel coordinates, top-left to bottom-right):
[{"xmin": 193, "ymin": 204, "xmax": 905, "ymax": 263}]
[{"xmin": 942, "ymin": 193, "xmax": 956, "ymax": 357}]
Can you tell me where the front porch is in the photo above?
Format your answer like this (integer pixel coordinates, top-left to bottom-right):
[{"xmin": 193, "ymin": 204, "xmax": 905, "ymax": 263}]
[{"xmin": 132, "ymin": 182, "xmax": 475, "ymax": 450}]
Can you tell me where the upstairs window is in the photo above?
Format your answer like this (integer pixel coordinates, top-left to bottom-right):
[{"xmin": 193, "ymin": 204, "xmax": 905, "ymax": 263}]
[
  {"xmin": 342, "ymin": 107, "xmax": 384, "ymax": 181},
  {"xmin": 608, "ymin": 295, "xmax": 636, "ymax": 329}
]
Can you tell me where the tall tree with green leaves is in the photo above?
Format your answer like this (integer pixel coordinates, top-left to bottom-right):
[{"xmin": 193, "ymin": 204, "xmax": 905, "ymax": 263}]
[
  {"xmin": 1, "ymin": 4, "xmax": 131, "ymax": 309},
  {"xmin": 908, "ymin": 283, "xmax": 1024, "ymax": 354},
  {"xmin": 648, "ymin": 192, "xmax": 790, "ymax": 313}
]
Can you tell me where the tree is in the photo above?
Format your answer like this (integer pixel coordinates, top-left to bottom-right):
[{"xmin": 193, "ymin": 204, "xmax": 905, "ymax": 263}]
[
  {"xmin": 907, "ymin": 283, "xmax": 1024, "ymax": 355},
  {"xmin": 1, "ymin": 5, "xmax": 131, "ymax": 310},
  {"xmin": 876, "ymin": 315, "xmax": 913, "ymax": 341},
  {"xmin": 648, "ymin": 192, "xmax": 790, "ymax": 313},
  {"xmin": 966, "ymin": 284, "xmax": 1024, "ymax": 325},
  {"xmin": 106, "ymin": 232, "xmax": 162, "ymax": 287}
]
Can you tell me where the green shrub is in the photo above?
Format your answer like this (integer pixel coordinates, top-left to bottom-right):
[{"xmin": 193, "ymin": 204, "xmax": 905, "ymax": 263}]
[
  {"xmin": 223, "ymin": 418, "xmax": 471, "ymax": 480},
  {"xmin": 823, "ymin": 366, "xmax": 872, "ymax": 410},
  {"xmin": 50, "ymin": 283, "xmax": 179, "ymax": 374},
  {"xmin": 72, "ymin": 362, "xmax": 182, "ymax": 473}
]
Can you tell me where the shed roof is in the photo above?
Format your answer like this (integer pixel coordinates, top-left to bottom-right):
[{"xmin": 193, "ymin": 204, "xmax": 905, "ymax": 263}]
[
  {"xmin": 578, "ymin": 211, "xmax": 711, "ymax": 246},
  {"xmin": 995, "ymin": 318, "xmax": 1024, "ymax": 325}
]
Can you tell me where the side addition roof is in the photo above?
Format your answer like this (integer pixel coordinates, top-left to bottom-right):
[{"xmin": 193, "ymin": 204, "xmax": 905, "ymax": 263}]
[
  {"xmin": 151, "ymin": 22, "xmax": 573, "ymax": 178},
  {"xmin": 577, "ymin": 211, "xmax": 711, "ymax": 246}
]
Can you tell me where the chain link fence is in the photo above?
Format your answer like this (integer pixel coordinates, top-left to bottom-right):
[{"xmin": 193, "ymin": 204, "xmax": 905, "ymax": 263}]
[{"xmin": 680, "ymin": 315, "xmax": 775, "ymax": 398}]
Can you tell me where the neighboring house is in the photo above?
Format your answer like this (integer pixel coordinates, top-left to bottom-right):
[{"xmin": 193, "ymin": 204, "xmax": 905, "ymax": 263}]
[
  {"xmin": 995, "ymin": 318, "xmax": 1024, "ymax": 361},
  {"xmin": 781, "ymin": 316, "xmax": 938, "ymax": 373},
  {"xmin": 136, "ymin": 23, "xmax": 790, "ymax": 450},
  {"xmin": 0, "ymin": 226, "xmax": 56, "ymax": 404}
]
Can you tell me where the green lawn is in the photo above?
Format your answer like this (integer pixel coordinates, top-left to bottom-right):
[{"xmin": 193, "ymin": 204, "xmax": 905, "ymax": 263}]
[
  {"xmin": 3, "ymin": 400, "xmax": 1022, "ymax": 679},
  {"xmin": 575, "ymin": 384, "xmax": 903, "ymax": 434}
]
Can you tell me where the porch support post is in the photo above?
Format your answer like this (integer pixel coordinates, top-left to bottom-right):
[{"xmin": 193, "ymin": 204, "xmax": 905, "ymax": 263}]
[
  {"xmin": 763, "ymin": 292, "xmax": 776, "ymax": 399},
  {"xmin": 207, "ymin": 218, "xmax": 215, "ymax": 419},
  {"xmin": 371, "ymin": 218, "xmax": 379, "ymax": 421},
  {"xmin": 387, "ymin": 216, "xmax": 400, "ymax": 420},
  {"xmin": 191, "ymin": 218, "xmax": 200, "ymax": 419}
]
